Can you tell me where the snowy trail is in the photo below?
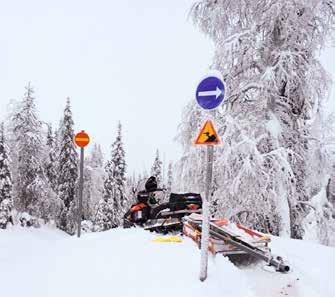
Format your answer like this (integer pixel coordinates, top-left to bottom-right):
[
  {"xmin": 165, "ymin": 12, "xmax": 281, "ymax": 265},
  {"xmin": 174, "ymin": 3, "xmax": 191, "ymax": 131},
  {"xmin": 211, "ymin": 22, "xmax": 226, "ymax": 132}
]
[
  {"xmin": 1, "ymin": 227, "xmax": 334, "ymax": 297},
  {"xmin": 241, "ymin": 236, "xmax": 335, "ymax": 297}
]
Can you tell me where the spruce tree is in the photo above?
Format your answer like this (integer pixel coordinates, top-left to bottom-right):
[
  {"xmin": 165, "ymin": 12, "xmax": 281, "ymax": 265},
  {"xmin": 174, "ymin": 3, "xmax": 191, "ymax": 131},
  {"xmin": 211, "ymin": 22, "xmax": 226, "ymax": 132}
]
[
  {"xmin": 84, "ymin": 144, "xmax": 105, "ymax": 221},
  {"xmin": 167, "ymin": 162, "xmax": 173, "ymax": 194},
  {"xmin": 57, "ymin": 98, "xmax": 78, "ymax": 234},
  {"xmin": 96, "ymin": 123, "xmax": 127, "ymax": 230},
  {"xmin": 0, "ymin": 122, "xmax": 13, "ymax": 228},
  {"xmin": 111, "ymin": 123, "xmax": 127, "ymax": 210},
  {"xmin": 89, "ymin": 144, "xmax": 104, "ymax": 168},
  {"xmin": 45, "ymin": 124, "xmax": 58, "ymax": 192},
  {"xmin": 94, "ymin": 199, "xmax": 110, "ymax": 231},
  {"xmin": 151, "ymin": 149, "xmax": 162, "ymax": 187},
  {"xmin": 12, "ymin": 84, "xmax": 46, "ymax": 216},
  {"xmin": 95, "ymin": 159, "xmax": 119, "ymax": 230}
]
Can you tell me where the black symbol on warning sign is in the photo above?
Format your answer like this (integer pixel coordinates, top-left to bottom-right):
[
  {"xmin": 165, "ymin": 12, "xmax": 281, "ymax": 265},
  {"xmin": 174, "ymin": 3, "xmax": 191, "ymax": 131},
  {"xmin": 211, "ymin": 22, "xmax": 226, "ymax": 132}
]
[
  {"xmin": 195, "ymin": 120, "xmax": 220, "ymax": 145},
  {"xmin": 204, "ymin": 132, "xmax": 217, "ymax": 143}
]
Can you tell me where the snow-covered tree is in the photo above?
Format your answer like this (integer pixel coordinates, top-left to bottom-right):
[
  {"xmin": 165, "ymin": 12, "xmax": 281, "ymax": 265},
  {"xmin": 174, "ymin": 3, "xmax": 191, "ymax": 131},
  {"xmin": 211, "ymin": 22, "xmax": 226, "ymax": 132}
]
[
  {"xmin": 110, "ymin": 122, "xmax": 127, "ymax": 210},
  {"xmin": 95, "ymin": 123, "xmax": 127, "ymax": 230},
  {"xmin": 167, "ymin": 162, "xmax": 173, "ymax": 194},
  {"xmin": 0, "ymin": 123, "xmax": 12, "ymax": 203},
  {"xmin": 0, "ymin": 122, "xmax": 13, "ymax": 228},
  {"xmin": 57, "ymin": 98, "xmax": 78, "ymax": 234},
  {"xmin": 0, "ymin": 199, "xmax": 13, "ymax": 229},
  {"xmin": 11, "ymin": 85, "xmax": 60, "ymax": 223},
  {"xmin": 301, "ymin": 113, "xmax": 335, "ymax": 245},
  {"xmin": 175, "ymin": 101, "xmax": 209, "ymax": 195},
  {"xmin": 125, "ymin": 173, "xmax": 138, "ymax": 205},
  {"xmin": 176, "ymin": 0, "xmax": 335, "ymax": 238},
  {"xmin": 89, "ymin": 143, "xmax": 104, "ymax": 168},
  {"xmin": 151, "ymin": 149, "xmax": 163, "ymax": 188},
  {"xmin": 94, "ymin": 199, "xmax": 113, "ymax": 232},
  {"xmin": 95, "ymin": 160, "xmax": 119, "ymax": 230},
  {"xmin": 11, "ymin": 84, "xmax": 49, "ymax": 217},
  {"xmin": 3, "ymin": 99, "xmax": 20, "ymax": 184},
  {"xmin": 83, "ymin": 144, "xmax": 105, "ymax": 221},
  {"xmin": 44, "ymin": 124, "xmax": 58, "ymax": 192}
]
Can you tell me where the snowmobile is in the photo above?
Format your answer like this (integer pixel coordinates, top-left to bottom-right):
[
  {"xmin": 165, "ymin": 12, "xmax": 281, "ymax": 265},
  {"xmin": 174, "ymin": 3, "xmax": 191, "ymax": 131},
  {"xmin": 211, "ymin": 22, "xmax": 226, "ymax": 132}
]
[
  {"xmin": 183, "ymin": 214, "xmax": 290, "ymax": 272},
  {"xmin": 123, "ymin": 177, "xmax": 202, "ymax": 233}
]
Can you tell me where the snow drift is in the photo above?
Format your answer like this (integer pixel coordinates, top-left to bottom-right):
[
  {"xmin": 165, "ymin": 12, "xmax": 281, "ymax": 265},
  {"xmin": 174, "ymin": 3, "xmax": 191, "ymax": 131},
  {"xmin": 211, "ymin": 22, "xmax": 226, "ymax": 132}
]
[{"xmin": 0, "ymin": 227, "xmax": 334, "ymax": 297}]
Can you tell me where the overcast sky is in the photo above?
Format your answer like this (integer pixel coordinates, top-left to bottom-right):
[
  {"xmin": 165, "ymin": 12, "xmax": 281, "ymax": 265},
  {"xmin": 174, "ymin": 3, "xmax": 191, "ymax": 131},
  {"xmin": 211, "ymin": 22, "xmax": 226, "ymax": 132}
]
[{"xmin": 0, "ymin": 0, "xmax": 334, "ymax": 175}]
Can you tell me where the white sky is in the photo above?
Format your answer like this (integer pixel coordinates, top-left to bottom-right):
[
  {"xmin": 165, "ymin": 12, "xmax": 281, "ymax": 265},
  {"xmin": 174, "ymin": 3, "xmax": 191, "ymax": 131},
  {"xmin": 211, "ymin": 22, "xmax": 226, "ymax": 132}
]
[
  {"xmin": 0, "ymin": 0, "xmax": 334, "ymax": 175},
  {"xmin": 0, "ymin": 0, "xmax": 213, "ymax": 175}
]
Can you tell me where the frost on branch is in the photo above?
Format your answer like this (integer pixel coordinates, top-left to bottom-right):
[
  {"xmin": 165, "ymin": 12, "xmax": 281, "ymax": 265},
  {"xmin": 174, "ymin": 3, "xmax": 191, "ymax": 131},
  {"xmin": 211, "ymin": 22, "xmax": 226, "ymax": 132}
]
[
  {"xmin": 0, "ymin": 122, "xmax": 13, "ymax": 228},
  {"xmin": 11, "ymin": 84, "xmax": 55, "ymax": 220},
  {"xmin": 151, "ymin": 149, "xmax": 163, "ymax": 188},
  {"xmin": 95, "ymin": 122, "xmax": 127, "ymax": 231},
  {"xmin": 175, "ymin": 0, "xmax": 335, "ymax": 240},
  {"xmin": 82, "ymin": 144, "xmax": 105, "ymax": 221},
  {"xmin": 57, "ymin": 98, "xmax": 78, "ymax": 234}
]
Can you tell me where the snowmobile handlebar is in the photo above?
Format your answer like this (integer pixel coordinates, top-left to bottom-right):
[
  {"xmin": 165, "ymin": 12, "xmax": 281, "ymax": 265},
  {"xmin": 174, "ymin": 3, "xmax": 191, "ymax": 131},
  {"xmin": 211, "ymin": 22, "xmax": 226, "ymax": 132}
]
[
  {"xmin": 144, "ymin": 188, "xmax": 166, "ymax": 193},
  {"xmin": 156, "ymin": 188, "xmax": 166, "ymax": 192}
]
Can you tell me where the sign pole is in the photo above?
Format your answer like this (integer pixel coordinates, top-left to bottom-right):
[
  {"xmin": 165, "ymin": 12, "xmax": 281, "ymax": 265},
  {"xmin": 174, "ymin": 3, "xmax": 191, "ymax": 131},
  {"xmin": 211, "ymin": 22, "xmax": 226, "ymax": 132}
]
[
  {"xmin": 77, "ymin": 147, "xmax": 84, "ymax": 238},
  {"xmin": 195, "ymin": 71, "xmax": 224, "ymax": 282},
  {"xmin": 74, "ymin": 130, "xmax": 90, "ymax": 238},
  {"xmin": 199, "ymin": 144, "xmax": 214, "ymax": 281}
]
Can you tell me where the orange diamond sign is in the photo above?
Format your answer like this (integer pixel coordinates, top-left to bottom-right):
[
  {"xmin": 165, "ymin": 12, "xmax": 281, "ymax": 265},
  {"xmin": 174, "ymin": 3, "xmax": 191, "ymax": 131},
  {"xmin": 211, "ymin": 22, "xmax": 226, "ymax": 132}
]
[{"xmin": 195, "ymin": 120, "xmax": 220, "ymax": 145}]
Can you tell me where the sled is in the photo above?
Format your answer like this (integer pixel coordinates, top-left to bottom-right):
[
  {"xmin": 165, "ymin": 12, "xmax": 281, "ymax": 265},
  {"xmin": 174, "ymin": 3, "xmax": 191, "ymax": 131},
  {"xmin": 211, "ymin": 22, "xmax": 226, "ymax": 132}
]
[{"xmin": 183, "ymin": 214, "xmax": 289, "ymax": 272}]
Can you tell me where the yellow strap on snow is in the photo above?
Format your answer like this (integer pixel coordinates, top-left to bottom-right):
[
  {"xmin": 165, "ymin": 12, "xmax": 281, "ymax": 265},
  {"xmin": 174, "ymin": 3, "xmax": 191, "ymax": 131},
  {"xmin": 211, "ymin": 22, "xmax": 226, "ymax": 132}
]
[
  {"xmin": 151, "ymin": 236, "xmax": 183, "ymax": 243},
  {"xmin": 254, "ymin": 235, "xmax": 271, "ymax": 242}
]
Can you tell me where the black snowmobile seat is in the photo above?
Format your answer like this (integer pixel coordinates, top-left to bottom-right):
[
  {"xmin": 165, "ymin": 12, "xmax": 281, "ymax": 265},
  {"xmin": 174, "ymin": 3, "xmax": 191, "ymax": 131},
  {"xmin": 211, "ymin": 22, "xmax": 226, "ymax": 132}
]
[{"xmin": 169, "ymin": 193, "xmax": 202, "ymax": 211}]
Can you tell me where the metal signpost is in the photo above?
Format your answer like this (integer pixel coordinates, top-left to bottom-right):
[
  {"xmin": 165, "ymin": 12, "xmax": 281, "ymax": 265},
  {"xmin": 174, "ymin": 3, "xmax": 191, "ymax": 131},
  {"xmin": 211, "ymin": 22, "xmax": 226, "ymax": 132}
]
[
  {"xmin": 195, "ymin": 73, "xmax": 224, "ymax": 282},
  {"xmin": 74, "ymin": 131, "xmax": 90, "ymax": 238}
]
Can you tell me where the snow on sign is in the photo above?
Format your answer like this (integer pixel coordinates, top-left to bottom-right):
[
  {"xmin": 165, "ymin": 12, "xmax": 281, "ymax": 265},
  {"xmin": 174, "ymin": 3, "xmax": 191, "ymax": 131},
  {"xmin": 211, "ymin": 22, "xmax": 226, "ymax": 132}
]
[
  {"xmin": 195, "ymin": 120, "xmax": 220, "ymax": 145},
  {"xmin": 74, "ymin": 131, "xmax": 90, "ymax": 148},
  {"xmin": 196, "ymin": 75, "xmax": 225, "ymax": 110}
]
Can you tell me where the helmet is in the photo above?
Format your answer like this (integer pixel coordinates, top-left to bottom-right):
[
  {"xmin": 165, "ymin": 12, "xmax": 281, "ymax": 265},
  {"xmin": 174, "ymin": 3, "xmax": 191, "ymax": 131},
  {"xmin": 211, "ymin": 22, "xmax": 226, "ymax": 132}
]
[{"xmin": 145, "ymin": 176, "xmax": 158, "ymax": 192}]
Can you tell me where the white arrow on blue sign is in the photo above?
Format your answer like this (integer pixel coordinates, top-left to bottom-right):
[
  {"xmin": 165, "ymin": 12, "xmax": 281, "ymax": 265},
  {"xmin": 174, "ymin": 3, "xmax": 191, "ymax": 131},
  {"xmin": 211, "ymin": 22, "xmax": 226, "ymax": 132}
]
[{"xmin": 196, "ymin": 75, "xmax": 225, "ymax": 110}]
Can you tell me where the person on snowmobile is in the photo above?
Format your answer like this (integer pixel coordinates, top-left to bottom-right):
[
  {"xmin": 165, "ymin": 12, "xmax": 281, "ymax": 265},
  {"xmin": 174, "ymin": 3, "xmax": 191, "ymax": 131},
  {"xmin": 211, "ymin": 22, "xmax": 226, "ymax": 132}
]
[
  {"xmin": 133, "ymin": 176, "xmax": 162, "ymax": 205},
  {"xmin": 124, "ymin": 176, "xmax": 203, "ymax": 231},
  {"xmin": 143, "ymin": 176, "xmax": 162, "ymax": 205},
  {"xmin": 123, "ymin": 176, "xmax": 162, "ymax": 227}
]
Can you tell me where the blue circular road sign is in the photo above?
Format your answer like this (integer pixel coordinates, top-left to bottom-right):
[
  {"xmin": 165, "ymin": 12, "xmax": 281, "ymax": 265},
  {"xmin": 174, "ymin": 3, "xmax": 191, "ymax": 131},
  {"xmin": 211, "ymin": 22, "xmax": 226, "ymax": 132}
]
[{"xmin": 196, "ymin": 76, "xmax": 225, "ymax": 110}]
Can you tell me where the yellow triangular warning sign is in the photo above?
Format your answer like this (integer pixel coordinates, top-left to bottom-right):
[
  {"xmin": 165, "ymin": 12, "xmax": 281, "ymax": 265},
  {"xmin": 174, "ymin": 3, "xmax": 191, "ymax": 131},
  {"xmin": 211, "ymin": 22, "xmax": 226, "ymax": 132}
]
[{"xmin": 195, "ymin": 120, "xmax": 220, "ymax": 145}]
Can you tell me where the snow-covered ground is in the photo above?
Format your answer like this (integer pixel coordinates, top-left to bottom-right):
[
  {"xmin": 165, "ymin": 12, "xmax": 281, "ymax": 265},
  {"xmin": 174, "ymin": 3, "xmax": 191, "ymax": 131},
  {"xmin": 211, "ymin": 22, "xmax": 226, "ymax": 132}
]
[{"xmin": 1, "ymin": 226, "xmax": 334, "ymax": 297}]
